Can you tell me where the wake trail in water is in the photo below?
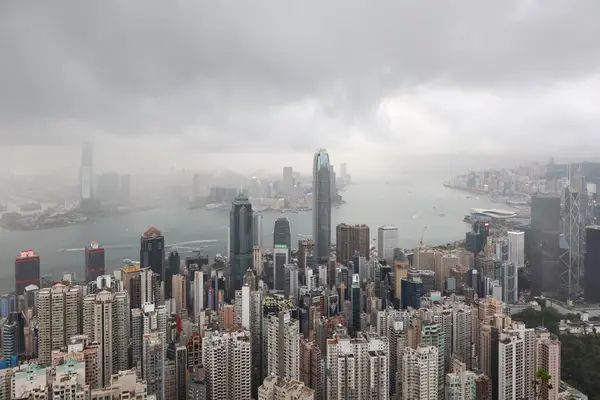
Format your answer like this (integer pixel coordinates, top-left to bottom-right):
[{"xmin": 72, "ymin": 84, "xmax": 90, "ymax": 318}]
[{"xmin": 58, "ymin": 239, "xmax": 219, "ymax": 252}]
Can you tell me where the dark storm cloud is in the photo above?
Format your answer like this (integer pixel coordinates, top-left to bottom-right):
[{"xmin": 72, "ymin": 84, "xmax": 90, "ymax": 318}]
[{"xmin": 0, "ymin": 0, "xmax": 599, "ymax": 154}]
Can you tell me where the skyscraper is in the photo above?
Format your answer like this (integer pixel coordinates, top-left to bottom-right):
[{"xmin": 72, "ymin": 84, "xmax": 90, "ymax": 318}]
[
  {"xmin": 85, "ymin": 242, "xmax": 105, "ymax": 283},
  {"xmin": 193, "ymin": 270, "xmax": 204, "ymax": 318},
  {"xmin": 507, "ymin": 231, "xmax": 525, "ymax": 268},
  {"xmin": 14, "ymin": 250, "xmax": 40, "ymax": 296},
  {"xmin": 230, "ymin": 194, "xmax": 254, "ymax": 294},
  {"xmin": 140, "ymin": 226, "xmax": 165, "ymax": 280},
  {"xmin": 336, "ymin": 223, "xmax": 370, "ymax": 265},
  {"xmin": 80, "ymin": 142, "xmax": 93, "ymax": 201},
  {"xmin": 253, "ymin": 214, "xmax": 263, "ymax": 249},
  {"xmin": 312, "ymin": 149, "xmax": 332, "ymax": 263},
  {"xmin": 378, "ymin": 225, "xmax": 398, "ymax": 264},
  {"xmin": 273, "ymin": 217, "xmax": 292, "ymax": 254},
  {"xmin": 165, "ymin": 250, "xmax": 180, "ymax": 299},
  {"xmin": 584, "ymin": 226, "xmax": 600, "ymax": 303},
  {"xmin": 530, "ymin": 194, "xmax": 561, "ymax": 296},
  {"xmin": 283, "ymin": 166, "xmax": 294, "ymax": 199}
]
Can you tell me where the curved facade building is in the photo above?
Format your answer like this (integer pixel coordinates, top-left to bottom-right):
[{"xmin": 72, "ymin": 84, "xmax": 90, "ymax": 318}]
[
  {"xmin": 313, "ymin": 149, "xmax": 332, "ymax": 262},
  {"xmin": 273, "ymin": 217, "xmax": 291, "ymax": 251}
]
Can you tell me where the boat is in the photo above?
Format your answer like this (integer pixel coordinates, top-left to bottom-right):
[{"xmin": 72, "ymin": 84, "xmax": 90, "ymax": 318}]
[
  {"xmin": 439, "ymin": 213, "xmax": 445, "ymax": 217},
  {"xmin": 205, "ymin": 203, "xmax": 226, "ymax": 210}
]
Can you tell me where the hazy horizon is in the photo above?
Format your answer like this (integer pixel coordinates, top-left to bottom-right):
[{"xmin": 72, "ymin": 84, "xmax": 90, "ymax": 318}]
[{"xmin": 1, "ymin": 1, "xmax": 599, "ymax": 180}]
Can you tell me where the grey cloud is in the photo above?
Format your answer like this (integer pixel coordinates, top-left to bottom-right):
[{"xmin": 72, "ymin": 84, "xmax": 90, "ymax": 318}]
[{"xmin": 0, "ymin": 0, "xmax": 599, "ymax": 156}]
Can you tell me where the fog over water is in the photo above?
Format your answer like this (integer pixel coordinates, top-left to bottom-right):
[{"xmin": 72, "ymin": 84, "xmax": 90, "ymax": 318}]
[{"xmin": 0, "ymin": 173, "xmax": 501, "ymax": 293}]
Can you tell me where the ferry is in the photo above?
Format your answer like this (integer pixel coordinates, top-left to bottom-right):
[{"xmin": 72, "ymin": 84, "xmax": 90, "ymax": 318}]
[{"xmin": 205, "ymin": 203, "xmax": 227, "ymax": 210}]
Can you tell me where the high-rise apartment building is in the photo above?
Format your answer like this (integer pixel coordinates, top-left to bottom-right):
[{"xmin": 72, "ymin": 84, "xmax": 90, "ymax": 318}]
[
  {"xmin": 535, "ymin": 328, "xmax": 561, "ymax": 400},
  {"xmin": 326, "ymin": 332, "xmax": 389, "ymax": 400},
  {"xmin": 83, "ymin": 290, "xmax": 130, "ymax": 387},
  {"xmin": 140, "ymin": 226, "xmax": 165, "ymax": 280},
  {"xmin": 445, "ymin": 359, "xmax": 477, "ymax": 400},
  {"xmin": 452, "ymin": 305, "xmax": 473, "ymax": 370},
  {"xmin": 142, "ymin": 332, "xmax": 165, "ymax": 400},
  {"xmin": 402, "ymin": 344, "xmax": 439, "ymax": 400},
  {"xmin": 266, "ymin": 311, "xmax": 300, "ymax": 381},
  {"xmin": 37, "ymin": 283, "xmax": 83, "ymax": 366},
  {"xmin": 336, "ymin": 223, "xmax": 370, "ymax": 265},
  {"xmin": 14, "ymin": 250, "xmax": 41, "ymax": 296},
  {"xmin": 202, "ymin": 329, "xmax": 252, "ymax": 400},
  {"xmin": 312, "ymin": 149, "xmax": 332, "ymax": 263},
  {"xmin": 230, "ymin": 194, "xmax": 254, "ymax": 294},
  {"xmin": 299, "ymin": 339, "xmax": 324, "ymax": 400},
  {"xmin": 378, "ymin": 225, "xmax": 398, "ymax": 264},
  {"xmin": 131, "ymin": 303, "xmax": 167, "ymax": 371},
  {"xmin": 421, "ymin": 322, "xmax": 445, "ymax": 398},
  {"xmin": 497, "ymin": 332, "xmax": 526, "ymax": 400}
]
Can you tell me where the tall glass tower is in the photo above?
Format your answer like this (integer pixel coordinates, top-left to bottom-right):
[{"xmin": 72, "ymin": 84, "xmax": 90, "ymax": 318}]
[
  {"xmin": 229, "ymin": 194, "xmax": 254, "ymax": 293},
  {"xmin": 312, "ymin": 149, "xmax": 332, "ymax": 262}
]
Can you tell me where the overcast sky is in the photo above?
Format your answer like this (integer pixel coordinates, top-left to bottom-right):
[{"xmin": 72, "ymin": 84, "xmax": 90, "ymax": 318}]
[{"xmin": 1, "ymin": 0, "xmax": 599, "ymax": 178}]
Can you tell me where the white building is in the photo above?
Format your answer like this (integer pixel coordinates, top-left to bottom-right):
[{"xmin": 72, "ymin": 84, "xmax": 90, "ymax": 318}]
[
  {"xmin": 377, "ymin": 225, "xmax": 398, "ymax": 264},
  {"xmin": 12, "ymin": 364, "xmax": 48, "ymax": 400},
  {"xmin": 507, "ymin": 231, "xmax": 525, "ymax": 267},
  {"xmin": 326, "ymin": 332, "xmax": 389, "ymax": 400},
  {"xmin": 52, "ymin": 359, "xmax": 89, "ymax": 400},
  {"xmin": 37, "ymin": 283, "xmax": 83, "ymax": 367},
  {"xmin": 498, "ymin": 332, "xmax": 526, "ymax": 400},
  {"xmin": 193, "ymin": 270, "xmax": 204, "ymax": 318},
  {"xmin": 202, "ymin": 329, "xmax": 252, "ymax": 400},
  {"xmin": 402, "ymin": 344, "xmax": 438, "ymax": 400}
]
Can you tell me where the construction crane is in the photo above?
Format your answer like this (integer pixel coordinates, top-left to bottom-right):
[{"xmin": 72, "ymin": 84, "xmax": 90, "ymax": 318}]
[{"xmin": 420, "ymin": 226, "xmax": 428, "ymax": 249}]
